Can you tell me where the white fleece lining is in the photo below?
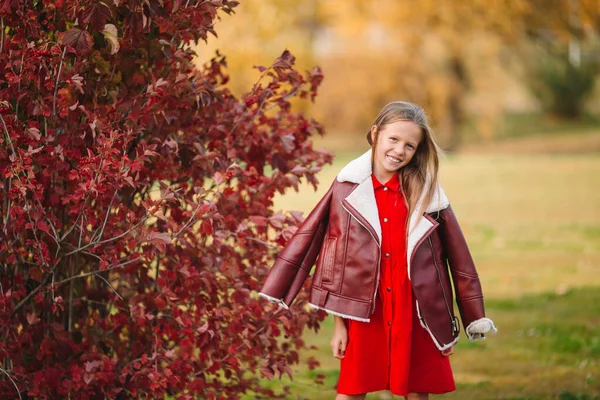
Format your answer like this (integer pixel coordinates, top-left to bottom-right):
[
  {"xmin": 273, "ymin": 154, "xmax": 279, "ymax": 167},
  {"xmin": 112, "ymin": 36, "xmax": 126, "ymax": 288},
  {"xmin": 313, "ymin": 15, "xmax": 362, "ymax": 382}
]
[
  {"xmin": 415, "ymin": 300, "xmax": 459, "ymax": 351},
  {"xmin": 308, "ymin": 303, "xmax": 371, "ymax": 322},
  {"xmin": 344, "ymin": 178, "xmax": 382, "ymax": 244},
  {"xmin": 258, "ymin": 292, "xmax": 289, "ymax": 310},
  {"xmin": 336, "ymin": 150, "xmax": 373, "ymax": 184},
  {"xmin": 406, "ymin": 216, "xmax": 434, "ymax": 280},
  {"xmin": 466, "ymin": 317, "xmax": 497, "ymax": 341},
  {"xmin": 336, "ymin": 149, "xmax": 451, "ymax": 281}
]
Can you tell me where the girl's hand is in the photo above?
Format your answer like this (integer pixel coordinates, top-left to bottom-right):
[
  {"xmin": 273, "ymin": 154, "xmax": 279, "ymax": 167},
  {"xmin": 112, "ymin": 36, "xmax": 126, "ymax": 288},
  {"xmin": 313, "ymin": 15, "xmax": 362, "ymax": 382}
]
[
  {"xmin": 330, "ymin": 316, "xmax": 348, "ymax": 359},
  {"xmin": 441, "ymin": 345, "xmax": 454, "ymax": 356}
]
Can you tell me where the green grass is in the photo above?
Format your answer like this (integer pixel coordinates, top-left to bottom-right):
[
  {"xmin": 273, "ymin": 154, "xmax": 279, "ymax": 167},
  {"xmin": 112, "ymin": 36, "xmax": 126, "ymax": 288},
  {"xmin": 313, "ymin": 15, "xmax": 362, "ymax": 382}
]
[{"xmin": 264, "ymin": 146, "xmax": 600, "ymax": 399}]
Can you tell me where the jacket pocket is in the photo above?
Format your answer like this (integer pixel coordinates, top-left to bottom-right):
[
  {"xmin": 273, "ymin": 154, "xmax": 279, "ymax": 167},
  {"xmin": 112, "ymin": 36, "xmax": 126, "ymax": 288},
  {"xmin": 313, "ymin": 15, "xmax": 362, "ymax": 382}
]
[{"xmin": 321, "ymin": 237, "xmax": 337, "ymax": 283}]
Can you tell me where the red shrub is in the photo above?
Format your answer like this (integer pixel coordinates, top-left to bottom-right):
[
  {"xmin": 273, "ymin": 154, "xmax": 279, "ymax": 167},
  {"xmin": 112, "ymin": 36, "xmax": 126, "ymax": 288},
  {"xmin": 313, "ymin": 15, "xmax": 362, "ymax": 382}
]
[{"xmin": 0, "ymin": 0, "xmax": 331, "ymax": 398}]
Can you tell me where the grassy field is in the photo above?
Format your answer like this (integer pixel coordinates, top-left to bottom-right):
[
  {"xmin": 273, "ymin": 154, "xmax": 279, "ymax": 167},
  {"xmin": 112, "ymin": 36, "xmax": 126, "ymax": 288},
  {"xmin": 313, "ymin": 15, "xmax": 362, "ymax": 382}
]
[{"xmin": 261, "ymin": 140, "xmax": 600, "ymax": 399}]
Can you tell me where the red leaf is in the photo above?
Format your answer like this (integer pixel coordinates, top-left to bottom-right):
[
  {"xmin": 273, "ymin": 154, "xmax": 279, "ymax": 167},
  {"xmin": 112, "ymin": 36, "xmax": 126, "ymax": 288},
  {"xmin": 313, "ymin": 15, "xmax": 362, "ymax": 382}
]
[
  {"xmin": 60, "ymin": 28, "xmax": 94, "ymax": 55},
  {"xmin": 213, "ymin": 171, "xmax": 225, "ymax": 185},
  {"xmin": 280, "ymin": 134, "xmax": 295, "ymax": 153},
  {"xmin": 200, "ymin": 219, "xmax": 213, "ymax": 235},
  {"xmin": 269, "ymin": 213, "xmax": 285, "ymax": 229},
  {"xmin": 260, "ymin": 367, "xmax": 274, "ymax": 380},
  {"xmin": 249, "ymin": 216, "xmax": 268, "ymax": 227},
  {"xmin": 148, "ymin": 232, "xmax": 172, "ymax": 244},
  {"xmin": 82, "ymin": 2, "xmax": 113, "ymax": 32},
  {"xmin": 83, "ymin": 373, "xmax": 94, "ymax": 385},
  {"xmin": 154, "ymin": 297, "xmax": 167, "ymax": 310},
  {"xmin": 26, "ymin": 312, "xmax": 40, "ymax": 325},
  {"xmin": 197, "ymin": 321, "xmax": 209, "ymax": 333},
  {"xmin": 273, "ymin": 50, "xmax": 295, "ymax": 69}
]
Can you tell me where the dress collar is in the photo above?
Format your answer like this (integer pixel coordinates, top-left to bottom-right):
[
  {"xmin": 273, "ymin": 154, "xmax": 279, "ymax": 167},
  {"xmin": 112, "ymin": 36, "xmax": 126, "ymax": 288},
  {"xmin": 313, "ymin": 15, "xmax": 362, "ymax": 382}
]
[{"xmin": 371, "ymin": 172, "xmax": 400, "ymax": 192}]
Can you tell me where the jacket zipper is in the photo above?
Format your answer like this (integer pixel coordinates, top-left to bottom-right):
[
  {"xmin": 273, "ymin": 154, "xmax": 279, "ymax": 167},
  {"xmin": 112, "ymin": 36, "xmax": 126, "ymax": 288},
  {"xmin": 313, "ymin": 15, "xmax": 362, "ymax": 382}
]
[
  {"xmin": 428, "ymin": 236, "xmax": 457, "ymax": 335},
  {"xmin": 341, "ymin": 202, "xmax": 381, "ymax": 313}
]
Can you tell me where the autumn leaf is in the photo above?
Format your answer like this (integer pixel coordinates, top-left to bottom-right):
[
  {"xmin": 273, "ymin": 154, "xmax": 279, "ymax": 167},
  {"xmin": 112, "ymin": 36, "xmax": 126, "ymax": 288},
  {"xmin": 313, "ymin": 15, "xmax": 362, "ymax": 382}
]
[
  {"xmin": 26, "ymin": 312, "xmax": 40, "ymax": 325},
  {"xmin": 60, "ymin": 28, "xmax": 94, "ymax": 55},
  {"xmin": 148, "ymin": 231, "xmax": 172, "ymax": 244},
  {"xmin": 273, "ymin": 49, "xmax": 295, "ymax": 69},
  {"xmin": 82, "ymin": 2, "xmax": 113, "ymax": 32},
  {"xmin": 280, "ymin": 134, "xmax": 295, "ymax": 153},
  {"xmin": 1, "ymin": 0, "xmax": 332, "ymax": 395},
  {"xmin": 102, "ymin": 24, "xmax": 120, "ymax": 55}
]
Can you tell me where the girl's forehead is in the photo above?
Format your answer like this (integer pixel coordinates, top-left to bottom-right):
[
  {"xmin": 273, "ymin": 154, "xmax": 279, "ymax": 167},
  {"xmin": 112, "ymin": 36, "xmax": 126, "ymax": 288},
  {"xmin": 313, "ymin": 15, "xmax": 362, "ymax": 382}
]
[{"xmin": 381, "ymin": 121, "xmax": 422, "ymax": 138}]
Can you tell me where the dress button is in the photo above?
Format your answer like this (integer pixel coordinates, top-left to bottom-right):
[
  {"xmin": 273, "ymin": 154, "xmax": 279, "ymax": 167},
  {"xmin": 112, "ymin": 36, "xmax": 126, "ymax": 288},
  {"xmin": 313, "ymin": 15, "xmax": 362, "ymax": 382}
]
[
  {"xmin": 387, "ymin": 321, "xmax": 391, "ymax": 326},
  {"xmin": 387, "ymin": 287, "xmax": 391, "ymax": 292},
  {"xmin": 383, "ymin": 187, "xmax": 388, "ymax": 191},
  {"xmin": 383, "ymin": 217, "xmax": 388, "ymax": 223},
  {"xmin": 385, "ymin": 253, "xmax": 390, "ymax": 258}
]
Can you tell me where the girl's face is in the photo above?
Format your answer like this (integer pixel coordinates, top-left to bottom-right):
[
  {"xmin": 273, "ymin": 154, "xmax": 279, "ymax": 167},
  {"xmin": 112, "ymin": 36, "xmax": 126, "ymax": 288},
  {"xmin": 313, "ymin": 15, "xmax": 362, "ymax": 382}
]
[{"xmin": 371, "ymin": 120, "xmax": 422, "ymax": 180}]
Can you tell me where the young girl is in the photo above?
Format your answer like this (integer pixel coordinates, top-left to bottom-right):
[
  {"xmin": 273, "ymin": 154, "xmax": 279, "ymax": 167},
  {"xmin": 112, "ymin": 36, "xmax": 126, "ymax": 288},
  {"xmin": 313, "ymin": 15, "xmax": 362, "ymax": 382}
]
[{"xmin": 260, "ymin": 101, "xmax": 496, "ymax": 400}]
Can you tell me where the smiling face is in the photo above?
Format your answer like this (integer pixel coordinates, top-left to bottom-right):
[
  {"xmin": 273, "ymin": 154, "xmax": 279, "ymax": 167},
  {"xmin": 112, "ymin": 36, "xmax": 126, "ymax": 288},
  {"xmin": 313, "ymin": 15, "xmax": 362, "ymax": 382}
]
[{"xmin": 370, "ymin": 120, "xmax": 423, "ymax": 183}]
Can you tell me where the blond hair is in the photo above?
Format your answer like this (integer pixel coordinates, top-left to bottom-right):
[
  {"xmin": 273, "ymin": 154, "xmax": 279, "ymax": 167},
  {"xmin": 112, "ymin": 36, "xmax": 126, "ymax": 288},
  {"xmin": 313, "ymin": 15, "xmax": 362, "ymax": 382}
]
[{"xmin": 368, "ymin": 101, "xmax": 444, "ymax": 225}]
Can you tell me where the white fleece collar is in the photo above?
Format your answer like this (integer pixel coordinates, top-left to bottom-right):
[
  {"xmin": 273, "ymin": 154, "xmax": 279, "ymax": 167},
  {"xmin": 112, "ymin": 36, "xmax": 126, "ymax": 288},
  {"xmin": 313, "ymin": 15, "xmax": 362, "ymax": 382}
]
[
  {"xmin": 337, "ymin": 149, "xmax": 450, "ymax": 279},
  {"xmin": 336, "ymin": 149, "xmax": 450, "ymax": 213}
]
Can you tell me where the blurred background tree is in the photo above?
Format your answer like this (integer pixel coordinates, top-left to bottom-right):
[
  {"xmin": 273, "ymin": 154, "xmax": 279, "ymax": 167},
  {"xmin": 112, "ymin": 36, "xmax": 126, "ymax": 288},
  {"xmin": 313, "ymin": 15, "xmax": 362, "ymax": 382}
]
[
  {"xmin": 520, "ymin": 0, "xmax": 600, "ymax": 119},
  {"xmin": 195, "ymin": 0, "xmax": 600, "ymax": 150}
]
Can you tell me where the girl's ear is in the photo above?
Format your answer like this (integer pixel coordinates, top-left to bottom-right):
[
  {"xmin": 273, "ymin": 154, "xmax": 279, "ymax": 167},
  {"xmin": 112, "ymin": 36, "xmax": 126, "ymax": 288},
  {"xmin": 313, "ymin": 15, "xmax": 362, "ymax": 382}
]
[{"xmin": 370, "ymin": 125, "xmax": 378, "ymax": 145}]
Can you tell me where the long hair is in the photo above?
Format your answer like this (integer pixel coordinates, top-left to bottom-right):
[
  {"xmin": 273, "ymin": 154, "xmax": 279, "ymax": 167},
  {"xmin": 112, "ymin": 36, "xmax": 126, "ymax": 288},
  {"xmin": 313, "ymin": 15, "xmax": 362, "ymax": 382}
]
[{"xmin": 367, "ymin": 101, "xmax": 443, "ymax": 230}]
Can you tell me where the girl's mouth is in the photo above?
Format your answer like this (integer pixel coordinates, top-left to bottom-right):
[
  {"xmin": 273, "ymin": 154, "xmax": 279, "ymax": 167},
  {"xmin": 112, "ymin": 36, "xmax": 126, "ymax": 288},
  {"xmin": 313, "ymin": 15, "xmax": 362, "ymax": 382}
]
[{"xmin": 386, "ymin": 154, "xmax": 401, "ymax": 164}]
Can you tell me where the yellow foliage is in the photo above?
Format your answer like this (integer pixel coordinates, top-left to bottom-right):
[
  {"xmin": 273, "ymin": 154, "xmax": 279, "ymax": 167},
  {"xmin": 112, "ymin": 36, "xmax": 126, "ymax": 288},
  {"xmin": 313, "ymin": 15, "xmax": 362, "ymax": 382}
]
[{"xmin": 195, "ymin": 0, "xmax": 599, "ymax": 147}]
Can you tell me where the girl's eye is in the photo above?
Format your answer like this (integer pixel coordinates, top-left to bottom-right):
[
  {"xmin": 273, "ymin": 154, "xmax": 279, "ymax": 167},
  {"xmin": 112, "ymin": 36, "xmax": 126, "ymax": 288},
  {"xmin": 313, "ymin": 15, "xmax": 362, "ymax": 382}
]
[
  {"xmin": 407, "ymin": 144, "xmax": 415, "ymax": 150},
  {"xmin": 390, "ymin": 137, "xmax": 397, "ymax": 142}
]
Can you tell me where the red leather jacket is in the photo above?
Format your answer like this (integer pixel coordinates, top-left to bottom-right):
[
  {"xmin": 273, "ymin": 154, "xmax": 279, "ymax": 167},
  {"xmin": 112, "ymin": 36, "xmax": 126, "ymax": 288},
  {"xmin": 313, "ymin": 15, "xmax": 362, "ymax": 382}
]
[{"xmin": 260, "ymin": 151, "xmax": 496, "ymax": 350}]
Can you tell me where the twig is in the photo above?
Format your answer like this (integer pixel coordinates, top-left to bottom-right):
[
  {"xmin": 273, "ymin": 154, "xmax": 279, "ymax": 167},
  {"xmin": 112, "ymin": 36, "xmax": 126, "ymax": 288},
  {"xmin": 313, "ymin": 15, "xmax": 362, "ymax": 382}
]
[
  {"xmin": 220, "ymin": 230, "xmax": 277, "ymax": 250},
  {"xmin": 172, "ymin": 183, "xmax": 222, "ymax": 238},
  {"xmin": 95, "ymin": 274, "xmax": 123, "ymax": 300},
  {"xmin": 81, "ymin": 250, "xmax": 102, "ymax": 261},
  {"xmin": 0, "ymin": 367, "xmax": 22, "ymax": 400},
  {"xmin": 82, "ymin": 298, "xmax": 128, "ymax": 313},
  {"xmin": 1, "ymin": 17, "xmax": 4, "ymax": 54},
  {"xmin": 91, "ymin": 188, "xmax": 118, "ymax": 242},
  {"xmin": 225, "ymin": 64, "xmax": 273, "ymax": 140},
  {"xmin": 68, "ymin": 263, "xmax": 74, "ymax": 332},
  {"xmin": 64, "ymin": 216, "xmax": 148, "ymax": 256},
  {"xmin": 78, "ymin": 214, "xmax": 84, "ymax": 248},
  {"xmin": 172, "ymin": 201, "xmax": 204, "ymax": 238},
  {"xmin": 15, "ymin": 51, "xmax": 25, "ymax": 119},
  {"xmin": 0, "ymin": 115, "xmax": 59, "ymax": 242},
  {"xmin": 52, "ymin": 47, "xmax": 67, "ymax": 118},
  {"xmin": 3, "ymin": 178, "xmax": 10, "ymax": 234},
  {"xmin": 60, "ymin": 195, "xmax": 91, "ymax": 241},
  {"xmin": 192, "ymin": 307, "xmax": 286, "ymax": 377},
  {"xmin": 53, "ymin": 256, "xmax": 142, "ymax": 285},
  {"xmin": 24, "ymin": 203, "xmax": 49, "ymax": 268},
  {"xmin": 11, "ymin": 273, "xmax": 52, "ymax": 317},
  {"xmin": 0, "ymin": 114, "xmax": 17, "ymax": 156},
  {"xmin": 261, "ymin": 82, "xmax": 308, "ymax": 116}
]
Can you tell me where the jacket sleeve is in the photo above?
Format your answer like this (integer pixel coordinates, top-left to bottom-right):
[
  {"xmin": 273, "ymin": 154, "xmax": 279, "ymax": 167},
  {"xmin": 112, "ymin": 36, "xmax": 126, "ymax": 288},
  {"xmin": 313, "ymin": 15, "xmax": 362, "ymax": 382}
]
[
  {"xmin": 438, "ymin": 205, "xmax": 497, "ymax": 340},
  {"xmin": 259, "ymin": 182, "xmax": 334, "ymax": 309}
]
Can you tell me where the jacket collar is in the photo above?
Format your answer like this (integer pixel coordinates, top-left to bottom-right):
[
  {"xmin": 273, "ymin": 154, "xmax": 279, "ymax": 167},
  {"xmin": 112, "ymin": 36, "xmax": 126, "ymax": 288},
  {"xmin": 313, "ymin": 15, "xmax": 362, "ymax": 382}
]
[
  {"xmin": 371, "ymin": 172, "xmax": 401, "ymax": 192},
  {"xmin": 337, "ymin": 149, "xmax": 451, "ymax": 279},
  {"xmin": 336, "ymin": 149, "xmax": 450, "ymax": 214}
]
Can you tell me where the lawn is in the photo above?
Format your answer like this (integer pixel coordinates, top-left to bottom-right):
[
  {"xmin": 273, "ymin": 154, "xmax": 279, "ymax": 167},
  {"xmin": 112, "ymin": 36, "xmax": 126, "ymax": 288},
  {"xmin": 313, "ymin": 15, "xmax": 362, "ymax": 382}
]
[{"xmin": 259, "ymin": 146, "xmax": 600, "ymax": 400}]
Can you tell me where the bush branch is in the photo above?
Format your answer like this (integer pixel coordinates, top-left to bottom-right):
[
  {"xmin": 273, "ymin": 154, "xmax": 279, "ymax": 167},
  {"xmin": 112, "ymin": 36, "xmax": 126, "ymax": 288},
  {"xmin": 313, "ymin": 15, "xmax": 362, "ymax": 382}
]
[
  {"xmin": 0, "ymin": 367, "xmax": 22, "ymax": 400},
  {"xmin": 53, "ymin": 256, "xmax": 143, "ymax": 285},
  {"xmin": 64, "ymin": 215, "xmax": 148, "ymax": 257},
  {"xmin": 53, "ymin": 47, "xmax": 67, "ymax": 118}
]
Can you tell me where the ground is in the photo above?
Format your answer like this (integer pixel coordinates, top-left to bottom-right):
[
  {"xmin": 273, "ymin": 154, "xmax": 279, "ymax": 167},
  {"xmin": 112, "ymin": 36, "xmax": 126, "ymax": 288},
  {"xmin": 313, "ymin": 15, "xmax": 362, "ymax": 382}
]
[{"xmin": 255, "ymin": 129, "xmax": 600, "ymax": 400}]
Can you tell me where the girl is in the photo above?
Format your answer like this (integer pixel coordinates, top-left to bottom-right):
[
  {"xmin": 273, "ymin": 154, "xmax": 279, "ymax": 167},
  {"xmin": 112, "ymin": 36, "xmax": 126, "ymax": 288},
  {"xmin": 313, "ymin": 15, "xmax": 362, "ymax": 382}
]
[{"xmin": 260, "ymin": 101, "xmax": 496, "ymax": 399}]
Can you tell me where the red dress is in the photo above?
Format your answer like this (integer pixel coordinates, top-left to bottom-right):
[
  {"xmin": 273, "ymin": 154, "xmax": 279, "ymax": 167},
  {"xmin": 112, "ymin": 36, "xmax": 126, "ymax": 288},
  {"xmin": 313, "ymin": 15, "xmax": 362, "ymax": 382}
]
[{"xmin": 337, "ymin": 173, "xmax": 456, "ymax": 396}]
